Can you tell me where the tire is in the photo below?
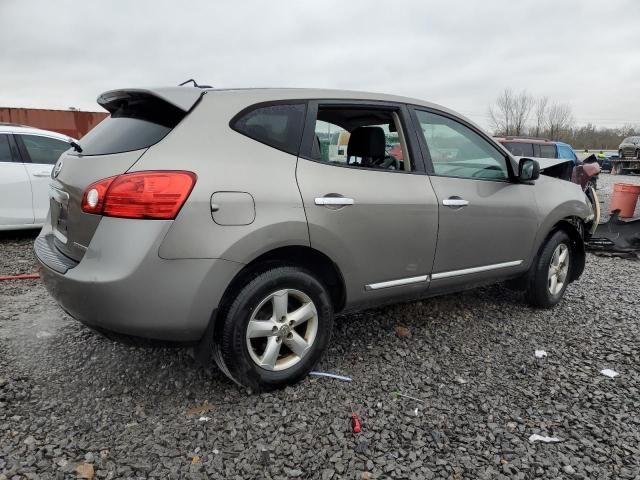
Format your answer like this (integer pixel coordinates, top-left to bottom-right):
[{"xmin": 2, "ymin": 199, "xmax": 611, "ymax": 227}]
[
  {"xmin": 636, "ymin": 150, "xmax": 640, "ymax": 160},
  {"xmin": 213, "ymin": 266, "xmax": 333, "ymax": 391},
  {"xmin": 525, "ymin": 230, "xmax": 572, "ymax": 308}
]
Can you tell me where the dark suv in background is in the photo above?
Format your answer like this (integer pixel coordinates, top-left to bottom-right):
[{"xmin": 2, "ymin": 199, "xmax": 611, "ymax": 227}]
[
  {"xmin": 495, "ymin": 136, "xmax": 601, "ymax": 224},
  {"xmin": 495, "ymin": 137, "xmax": 580, "ymax": 165}
]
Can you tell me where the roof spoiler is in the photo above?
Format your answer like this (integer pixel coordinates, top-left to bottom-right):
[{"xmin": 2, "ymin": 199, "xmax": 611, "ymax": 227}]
[{"xmin": 97, "ymin": 87, "xmax": 205, "ymax": 113}]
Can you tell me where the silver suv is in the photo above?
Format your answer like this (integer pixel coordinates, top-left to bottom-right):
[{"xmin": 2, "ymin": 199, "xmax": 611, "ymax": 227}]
[{"xmin": 36, "ymin": 87, "xmax": 594, "ymax": 390}]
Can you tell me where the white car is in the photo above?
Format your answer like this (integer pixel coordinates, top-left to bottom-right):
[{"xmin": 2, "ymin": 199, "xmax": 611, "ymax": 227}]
[{"xmin": 0, "ymin": 124, "xmax": 74, "ymax": 230}]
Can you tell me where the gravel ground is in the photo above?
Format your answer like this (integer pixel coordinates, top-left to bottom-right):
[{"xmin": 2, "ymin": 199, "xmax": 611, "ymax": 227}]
[{"xmin": 1, "ymin": 174, "xmax": 639, "ymax": 479}]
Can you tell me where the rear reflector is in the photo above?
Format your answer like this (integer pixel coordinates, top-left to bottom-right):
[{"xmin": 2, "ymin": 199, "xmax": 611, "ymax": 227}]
[{"xmin": 81, "ymin": 171, "xmax": 197, "ymax": 219}]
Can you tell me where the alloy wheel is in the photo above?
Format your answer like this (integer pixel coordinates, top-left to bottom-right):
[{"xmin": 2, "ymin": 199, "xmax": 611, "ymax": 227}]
[
  {"xmin": 245, "ymin": 289, "xmax": 318, "ymax": 371},
  {"xmin": 548, "ymin": 243, "xmax": 569, "ymax": 296}
]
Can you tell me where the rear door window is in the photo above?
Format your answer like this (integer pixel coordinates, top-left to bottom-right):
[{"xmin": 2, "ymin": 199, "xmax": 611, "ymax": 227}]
[
  {"xmin": 231, "ymin": 103, "xmax": 306, "ymax": 156},
  {"xmin": 19, "ymin": 135, "xmax": 70, "ymax": 164},
  {"xmin": 308, "ymin": 106, "xmax": 411, "ymax": 172},
  {"xmin": 539, "ymin": 144, "xmax": 557, "ymax": 158}
]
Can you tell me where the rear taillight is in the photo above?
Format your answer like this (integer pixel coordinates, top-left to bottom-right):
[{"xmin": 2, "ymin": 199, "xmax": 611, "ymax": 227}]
[
  {"xmin": 80, "ymin": 176, "xmax": 115, "ymax": 215},
  {"xmin": 81, "ymin": 171, "xmax": 197, "ymax": 219}
]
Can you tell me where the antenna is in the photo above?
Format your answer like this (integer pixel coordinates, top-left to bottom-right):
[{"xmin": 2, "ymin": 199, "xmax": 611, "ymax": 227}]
[{"xmin": 179, "ymin": 79, "xmax": 212, "ymax": 88}]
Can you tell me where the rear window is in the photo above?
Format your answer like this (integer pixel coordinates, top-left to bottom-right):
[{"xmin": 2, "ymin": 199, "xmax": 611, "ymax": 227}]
[
  {"xmin": 502, "ymin": 142, "xmax": 533, "ymax": 157},
  {"xmin": 78, "ymin": 93, "xmax": 186, "ymax": 156},
  {"xmin": 231, "ymin": 103, "xmax": 306, "ymax": 156},
  {"xmin": 539, "ymin": 144, "xmax": 556, "ymax": 158}
]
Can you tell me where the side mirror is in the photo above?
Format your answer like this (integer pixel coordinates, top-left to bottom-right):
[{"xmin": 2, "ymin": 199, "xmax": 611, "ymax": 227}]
[{"xmin": 519, "ymin": 158, "xmax": 540, "ymax": 181}]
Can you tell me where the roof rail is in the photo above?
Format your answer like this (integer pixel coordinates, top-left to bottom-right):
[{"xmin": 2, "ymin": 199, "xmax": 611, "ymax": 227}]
[{"xmin": 503, "ymin": 135, "xmax": 552, "ymax": 141}]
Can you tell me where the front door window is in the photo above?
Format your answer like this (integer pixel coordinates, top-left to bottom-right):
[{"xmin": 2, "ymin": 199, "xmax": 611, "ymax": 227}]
[{"xmin": 415, "ymin": 110, "xmax": 508, "ymax": 181}]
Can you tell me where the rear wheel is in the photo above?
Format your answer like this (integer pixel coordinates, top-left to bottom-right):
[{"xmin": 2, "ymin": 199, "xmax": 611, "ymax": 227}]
[
  {"xmin": 525, "ymin": 230, "xmax": 572, "ymax": 308},
  {"xmin": 213, "ymin": 266, "xmax": 333, "ymax": 391}
]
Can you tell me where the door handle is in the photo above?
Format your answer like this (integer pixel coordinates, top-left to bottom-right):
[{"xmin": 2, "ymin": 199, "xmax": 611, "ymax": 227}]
[
  {"xmin": 33, "ymin": 171, "xmax": 52, "ymax": 177},
  {"xmin": 442, "ymin": 197, "xmax": 469, "ymax": 207},
  {"xmin": 314, "ymin": 197, "xmax": 355, "ymax": 206}
]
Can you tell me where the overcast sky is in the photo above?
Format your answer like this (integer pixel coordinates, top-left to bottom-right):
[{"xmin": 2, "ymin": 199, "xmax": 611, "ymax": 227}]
[{"xmin": 1, "ymin": 0, "xmax": 639, "ymax": 130}]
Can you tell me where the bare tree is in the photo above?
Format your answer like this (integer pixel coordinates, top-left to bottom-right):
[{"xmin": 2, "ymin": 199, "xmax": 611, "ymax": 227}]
[
  {"xmin": 546, "ymin": 102, "xmax": 573, "ymax": 140},
  {"xmin": 489, "ymin": 88, "xmax": 514, "ymax": 136},
  {"xmin": 512, "ymin": 91, "xmax": 533, "ymax": 136},
  {"xmin": 533, "ymin": 96, "xmax": 549, "ymax": 137},
  {"xmin": 489, "ymin": 88, "xmax": 533, "ymax": 136}
]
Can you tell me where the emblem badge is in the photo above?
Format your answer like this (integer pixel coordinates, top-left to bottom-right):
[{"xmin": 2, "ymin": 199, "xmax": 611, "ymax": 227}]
[{"xmin": 52, "ymin": 160, "xmax": 63, "ymax": 178}]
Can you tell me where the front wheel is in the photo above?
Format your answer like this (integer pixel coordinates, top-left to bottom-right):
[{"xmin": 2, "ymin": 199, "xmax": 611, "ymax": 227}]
[
  {"xmin": 213, "ymin": 266, "xmax": 334, "ymax": 391},
  {"xmin": 525, "ymin": 230, "xmax": 572, "ymax": 308}
]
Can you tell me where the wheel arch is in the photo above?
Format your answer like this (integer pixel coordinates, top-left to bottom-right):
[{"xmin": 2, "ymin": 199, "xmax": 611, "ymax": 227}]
[
  {"xmin": 542, "ymin": 217, "xmax": 586, "ymax": 282},
  {"xmin": 196, "ymin": 244, "xmax": 346, "ymax": 364},
  {"xmin": 219, "ymin": 245, "xmax": 346, "ymax": 317}
]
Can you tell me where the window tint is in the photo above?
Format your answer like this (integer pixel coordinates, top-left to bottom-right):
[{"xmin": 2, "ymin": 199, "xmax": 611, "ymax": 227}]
[
  {"xmin": 502, "ymin": 142, "xmax": 533, "ymax": 157},
  {"xmin": 0, "ymin": 134, "xmax": 13, "ymax": 163},
  {"xmin": 557, "ymin": 145, "xmax": 577, "ymax": 161},
  {"xmin": 310, "ymin": 107, "xmax": 410, "ymax": 171},
  {"xmin": 80, "ymin": 118, "xmax": 174, "ymax": 156},
  {"xmin": 79, "ymin": 94, "xmax": 185, "ymax": 156},
  {"xmin": 539, "ymin": 144, "xmax": 556, "ymax": 158},
  {"xmin": 20, "ymin": 135, "xmax": 70, "ymax": 164},
  {"xmin": 232, "ymin": 103, "xmax": 305, "ymax": 155},
  {"xmin": 415, "ymin": 110, "xmax": 508, "ymax": 180}
]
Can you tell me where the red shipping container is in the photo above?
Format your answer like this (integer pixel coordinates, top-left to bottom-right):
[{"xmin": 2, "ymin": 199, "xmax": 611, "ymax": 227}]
[{"xmin": 0, "ymin": 107, "xmax": 108, "ymax": 139}]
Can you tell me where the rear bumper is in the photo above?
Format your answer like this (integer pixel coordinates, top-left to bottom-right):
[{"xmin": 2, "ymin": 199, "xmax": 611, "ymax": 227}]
[{"xmin": 35, "ymin": 217, "xmax": 243, "ymax": 342}]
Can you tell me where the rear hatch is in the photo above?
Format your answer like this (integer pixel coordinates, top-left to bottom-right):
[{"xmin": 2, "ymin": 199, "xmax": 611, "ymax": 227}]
[{"xmin": 49, "ymin": 87, "xmax": 203, "ymax": 261}]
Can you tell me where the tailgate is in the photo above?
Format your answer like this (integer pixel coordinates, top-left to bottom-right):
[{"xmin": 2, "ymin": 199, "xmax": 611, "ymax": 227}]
[
  {"xmin": 49, "ymin": 88, "xmax": 203, "ymax": 262},
  {"xmin": 50, "ymin": 150, "xmax": 146, "ymax": 261}
]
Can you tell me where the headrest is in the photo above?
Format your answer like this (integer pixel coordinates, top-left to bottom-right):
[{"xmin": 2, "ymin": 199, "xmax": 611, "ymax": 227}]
[{"xmin": 347, "ymin": 126, "xmax": 385, "ymax": 159}]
